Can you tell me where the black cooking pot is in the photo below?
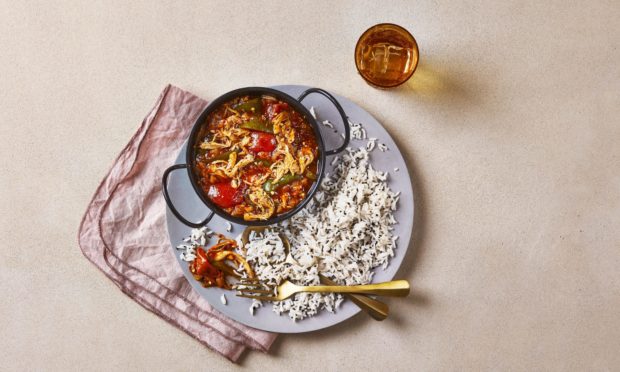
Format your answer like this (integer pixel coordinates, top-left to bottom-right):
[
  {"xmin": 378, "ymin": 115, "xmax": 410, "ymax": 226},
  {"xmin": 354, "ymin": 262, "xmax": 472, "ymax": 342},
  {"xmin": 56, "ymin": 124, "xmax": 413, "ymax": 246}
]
[{"xmin": 162, "ymin": 87, "xmax": 350, "ymax": 228}]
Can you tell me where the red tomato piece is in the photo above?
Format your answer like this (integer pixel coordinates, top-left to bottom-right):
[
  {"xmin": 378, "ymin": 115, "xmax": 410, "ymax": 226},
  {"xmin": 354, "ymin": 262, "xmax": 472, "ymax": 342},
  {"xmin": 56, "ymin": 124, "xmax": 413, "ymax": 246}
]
[
  {"xmin": 266, "ymin": 102, "xmax": 289, "ymax": 120},
  {"xmin": 272, "ymin": 102, "xmax": 288, "ymax": 114},
  {"xmin": 207, "ymin": 181, "xmax": 243, "ymax": 208},
  {"xmin": 249, "ymin": 131, "xmax": 277, "ymax": 153},
  {"xmin": 192, "ymin": 247, "xmax": 220, "ymax": 277}
]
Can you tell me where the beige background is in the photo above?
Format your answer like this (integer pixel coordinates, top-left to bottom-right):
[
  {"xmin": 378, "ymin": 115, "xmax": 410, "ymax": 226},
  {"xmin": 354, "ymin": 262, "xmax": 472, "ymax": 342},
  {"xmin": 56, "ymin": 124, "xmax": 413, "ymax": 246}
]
[{"xmin": 2, "ymin": 0, "xmax": 619, "ymax": 370}]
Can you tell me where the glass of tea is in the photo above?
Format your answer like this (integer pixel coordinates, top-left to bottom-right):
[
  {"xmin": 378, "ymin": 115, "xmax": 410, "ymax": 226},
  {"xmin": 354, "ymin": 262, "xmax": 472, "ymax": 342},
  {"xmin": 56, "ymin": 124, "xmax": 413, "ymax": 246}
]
[{"xmin": 354, "ymin": 23, "xmax": 419, "ymax": 88}]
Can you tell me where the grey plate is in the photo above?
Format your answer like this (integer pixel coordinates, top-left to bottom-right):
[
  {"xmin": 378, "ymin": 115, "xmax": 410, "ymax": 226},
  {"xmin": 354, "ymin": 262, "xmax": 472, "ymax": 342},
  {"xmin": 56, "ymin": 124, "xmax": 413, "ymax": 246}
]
[{"xmin": 165, "ymin": 85, "xmax": 414, "ymax": 333}]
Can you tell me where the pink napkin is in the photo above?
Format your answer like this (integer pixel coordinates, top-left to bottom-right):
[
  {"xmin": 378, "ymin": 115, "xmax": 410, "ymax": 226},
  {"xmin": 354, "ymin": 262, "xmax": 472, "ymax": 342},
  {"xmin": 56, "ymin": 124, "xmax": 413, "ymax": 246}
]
[{"xmin": 78, "ymin": 85, "xmax": 277, "ymax": 362}]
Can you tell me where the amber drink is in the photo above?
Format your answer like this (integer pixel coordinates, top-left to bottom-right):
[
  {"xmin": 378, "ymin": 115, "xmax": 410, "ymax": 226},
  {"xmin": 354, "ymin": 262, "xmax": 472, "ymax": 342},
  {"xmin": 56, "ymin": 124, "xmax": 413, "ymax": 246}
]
[{"xmin": 355, "ymin": 23, "xmax": 419, "ymax": 88}]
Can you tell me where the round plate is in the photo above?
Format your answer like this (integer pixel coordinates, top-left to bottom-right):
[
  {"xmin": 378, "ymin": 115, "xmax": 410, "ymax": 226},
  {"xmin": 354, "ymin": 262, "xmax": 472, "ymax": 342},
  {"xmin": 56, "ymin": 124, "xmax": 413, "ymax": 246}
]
[{"xmin": 166, "ymin": 85, "xmax": 414, "ymax": 333}]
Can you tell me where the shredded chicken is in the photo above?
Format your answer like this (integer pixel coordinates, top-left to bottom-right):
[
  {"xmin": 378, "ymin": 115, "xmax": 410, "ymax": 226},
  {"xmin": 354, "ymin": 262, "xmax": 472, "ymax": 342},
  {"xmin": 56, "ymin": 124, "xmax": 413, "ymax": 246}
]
[
  {"xmin": 297, "ymin": 147, "xmax": 314, "ymax": 174},
  {"xmin": 242, "ymin": 172, "xmax": 270, "ymax": 187},
  {"xmin": 273, "ymin": 112, "xmax": 296, "ymax": 144},
  {"xmin": 271, "ymin": 142, "xmax": 300, "ymax": 179},
  {"xmin": 272, "ymin": 112, "xmax": 288, "ymax": 134},
  {"xmin": 207, "ymin": 152, "xmax": 255, "ymax": 179},
  {"xmin": 200, "ymin": 137, "xmax": 231, "ymax": 150},
  {"xmin": 223, "ymin": 152, "xmax": 254, "ymax": 178},
  {"xmin": 244, "ymin": 187, "xmax": 275, "ymax": 220},
  {"xmin": 270, "ymin": 159, "xmax": 287, "ymax": 183}
]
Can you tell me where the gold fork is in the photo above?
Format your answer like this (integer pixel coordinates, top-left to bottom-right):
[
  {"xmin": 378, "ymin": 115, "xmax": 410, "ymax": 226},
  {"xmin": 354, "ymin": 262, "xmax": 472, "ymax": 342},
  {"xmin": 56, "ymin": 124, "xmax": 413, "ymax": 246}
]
[
  {"xmin": 241, "ymin": 226, "xmax": 390, "ymax": 320},
  {"xmin": 235, "ymin": 278, "xmax": 410, "ymax": 302}
]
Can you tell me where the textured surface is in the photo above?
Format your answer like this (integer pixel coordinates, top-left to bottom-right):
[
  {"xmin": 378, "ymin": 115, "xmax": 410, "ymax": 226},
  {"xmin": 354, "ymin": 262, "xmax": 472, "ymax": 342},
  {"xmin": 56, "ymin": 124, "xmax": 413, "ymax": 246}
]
[{"xmin": 1, "ymin": 0, "xmax": 619, "ymax": 370}]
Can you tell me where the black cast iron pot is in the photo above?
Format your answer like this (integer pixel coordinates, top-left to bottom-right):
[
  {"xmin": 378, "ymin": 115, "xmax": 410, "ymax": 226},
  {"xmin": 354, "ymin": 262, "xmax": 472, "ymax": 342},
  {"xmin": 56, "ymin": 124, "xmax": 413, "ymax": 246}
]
[{"xmin": 162, "ymin": 87, "xmax": 350, "ymax": 228}]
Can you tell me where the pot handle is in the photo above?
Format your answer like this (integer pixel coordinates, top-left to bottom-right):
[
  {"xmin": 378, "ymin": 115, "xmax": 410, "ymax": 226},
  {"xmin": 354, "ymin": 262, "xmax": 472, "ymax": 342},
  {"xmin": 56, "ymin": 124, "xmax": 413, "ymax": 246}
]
[
  {"xmin": 162, "ymin": 164, "xmax": 214, "ymax": 228},
  {"xmin": 298, "ymin": 88, "xmax": 350, "ymax": 156}
]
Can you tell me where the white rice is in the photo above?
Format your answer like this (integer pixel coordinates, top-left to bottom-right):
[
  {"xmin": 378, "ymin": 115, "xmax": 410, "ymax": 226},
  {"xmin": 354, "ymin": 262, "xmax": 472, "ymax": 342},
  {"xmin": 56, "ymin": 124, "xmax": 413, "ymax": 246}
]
[
  {"xmin": 366, "ymin": 137, "xmax": 377, "ymax": 151},
  {"xmin": 220, "ymin": 294, "xmax": 227, "ymax": 305},
  {"xmin": 241, "ymin": 147, "xmax": 399, "ymax": 320},
  {"xmin": 348, "ymin": 119, "xmax": 367, "ymax": 140},
  {"xmin": 321, "ymin": 120, "xmax": 334, "ymax": 129},
  {"xmin": 177, "ymin": 226, "xmax": 214, "ymax": 262},
  {"xmin": 309, "ymin": 106, "xmax": 317, "ymax": 119},
  {"xmin": 226, "ymin": 221, "xmax": 233, "ymax": 232},
  {"xmin": 378, "ymin": 143, "xmax": 388, "ymax": 152},
  {"xmin": 249, "ymin": 300, "xmax": 262, "ymax": 316}
]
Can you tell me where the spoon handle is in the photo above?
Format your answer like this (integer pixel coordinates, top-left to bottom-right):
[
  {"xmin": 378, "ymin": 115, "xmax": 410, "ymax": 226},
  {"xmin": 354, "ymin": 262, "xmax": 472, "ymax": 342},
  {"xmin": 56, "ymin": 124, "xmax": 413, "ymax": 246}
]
[{"xmin": 319, "ymin": 274, "xmax": 389, "ymax": 321}]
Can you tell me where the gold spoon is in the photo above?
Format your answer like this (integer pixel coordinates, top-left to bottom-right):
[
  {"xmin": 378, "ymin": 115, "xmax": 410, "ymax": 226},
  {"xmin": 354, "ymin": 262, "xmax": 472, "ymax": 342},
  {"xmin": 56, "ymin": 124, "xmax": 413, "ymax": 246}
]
[{"xmin": 241, "ymin": 226, "xmax": 389, "ymax": 321}]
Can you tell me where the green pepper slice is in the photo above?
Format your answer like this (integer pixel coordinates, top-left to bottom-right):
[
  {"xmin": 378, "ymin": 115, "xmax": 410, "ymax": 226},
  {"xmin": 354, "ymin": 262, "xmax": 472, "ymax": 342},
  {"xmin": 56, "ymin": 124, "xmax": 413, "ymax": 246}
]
[
  {"xmin": 240, "ymin": 118, "xmax": 274, "ymax": 133},
  {"xmin": 204, "ymin": 150, "xmax": 236, "ymax": 164},
  {"xmin": 263, "ymin": 174, "xmax": 302, "ymax": 192},
  {"xmin": 263, "ymin": 180, "xmax": 274, "ymax": 193},
  {"xmin": 304, "ymin": 170, "xmax": 317, "ymax": 180},
  {"xmin": 234, "ymin": 98, "xmax": 262, "ymax": 113},
  {"xmin": 254, "ymin": 159, "xmax": 273, "ymax": 167}
]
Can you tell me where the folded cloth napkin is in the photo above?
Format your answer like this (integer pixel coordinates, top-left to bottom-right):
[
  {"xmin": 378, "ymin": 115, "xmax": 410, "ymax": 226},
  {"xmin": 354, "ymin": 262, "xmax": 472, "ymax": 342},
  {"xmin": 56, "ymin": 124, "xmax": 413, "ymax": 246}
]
[{"xmin": 78, "ymin": 85, "xmax": 277, "ymax": 362}]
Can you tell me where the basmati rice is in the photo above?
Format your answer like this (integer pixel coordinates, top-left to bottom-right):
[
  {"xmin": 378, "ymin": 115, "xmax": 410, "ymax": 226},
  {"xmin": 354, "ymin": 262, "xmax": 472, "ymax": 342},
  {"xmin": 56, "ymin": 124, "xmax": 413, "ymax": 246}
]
[
  {"xmin": 321, "ymin": 120, "xmax": 334, "ymax": 129},
  {"xmin": 309, "ymin": 106, "xmax": 317, "ymax": 119},
  {"xmin": 366, "ymin": 138, "xmax": 377, "ymax": 151}
]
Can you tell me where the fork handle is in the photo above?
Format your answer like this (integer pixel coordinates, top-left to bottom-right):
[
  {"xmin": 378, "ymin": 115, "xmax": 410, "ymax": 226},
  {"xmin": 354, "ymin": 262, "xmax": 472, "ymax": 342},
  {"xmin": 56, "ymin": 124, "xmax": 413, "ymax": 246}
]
[
  {"xmin": 302, "ymin": 280, "xmax": 410, "ymax": 297},
  {"xmin": 319, "ymin": 274, "xmax": 389, "ymax": 321}
]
